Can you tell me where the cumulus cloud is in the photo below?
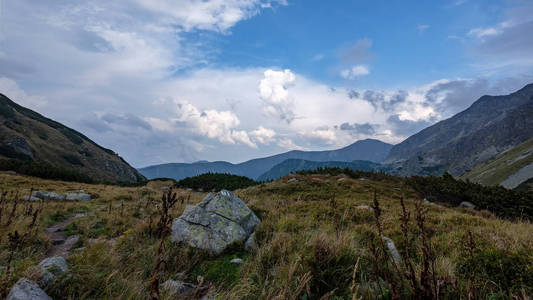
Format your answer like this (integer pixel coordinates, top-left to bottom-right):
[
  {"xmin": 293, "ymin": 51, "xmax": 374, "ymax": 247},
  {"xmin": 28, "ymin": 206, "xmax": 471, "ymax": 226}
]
[
  {"xmin": 258, "ymin": 69, "xmax": 296, "ymax": 123},
  {"xmin": 135, "ymin": 0, "xmax": 287, "ymax": 32},
  {"xmin": 277, "ymin": 138, "xmax": 304, "ymax": 150},
  {"xmin": 171, "ymin": 101, "xmax": 256, "ymax": 148},
  {"xmin": 250, "ymin": 126, "xmax": 276, "ymax": 144},
  {"xmin": 340, "ymin": 65, "xmax": 369, "ymax": 80}
]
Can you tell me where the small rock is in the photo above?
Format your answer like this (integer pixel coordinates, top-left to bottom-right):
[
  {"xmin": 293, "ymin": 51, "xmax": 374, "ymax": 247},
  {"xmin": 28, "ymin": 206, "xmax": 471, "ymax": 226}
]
[
  {"xmin": 359, "ymin": 178, "xmax": 366, "ymax": 181},
  {"xmin": 162, "ymin": 186, "xmax": 170, "ymax": 191},
  {"xmin": 287, "ymin": 178, "xmax": 298, "ymax": 183},
  {"xmin": 162, "ymin": 279, "xmax": 196, "ymax": 297},
  {"xmin": 72, "ymin": 247, "xmax": 85, "ymax": 253},
  {"xmin": 337, "ymin": 177, "xmax": 345, "ymax": 182},
  {"xmin": 51, "ymin": 238, "xmax": 65, "ymax": 245},
  {"xmin": 66, "ymin": 192, "xmax": 91, "ymax": 201},
  {"xmin": 22, "ymin": 196, "xmax": 42, "ymax": 201},
  {"xmin": 459, "ymin": 201, "xmax": 476, "ymax": 209},
  {"xmin": 382, "ymin": 236, "xmax": 401, "ymax": 264},
  {"xmin": 423, "ymin": 198, "xmax": 431, "ymax": 204},
  {"xmin": 39, "ymin": 256, "xmax": 69, "ymax": 288},
  {"xmin": 355, "ymin": 205, "xmax": 373, "ymax": 211},
  {"xmin": 7, "ymin": 278, "xmax": 52, "ymax": 300},
  {"xmin": 32, "ymin": 191, "xmax": 65, "ymax": 201},
  {"xmin": 230, "ymin": 258, "xmax": 244, "ymax": 264},
  {"xmin": 244, "ymin": 232, "xmax": 257, "ymax": 252}
]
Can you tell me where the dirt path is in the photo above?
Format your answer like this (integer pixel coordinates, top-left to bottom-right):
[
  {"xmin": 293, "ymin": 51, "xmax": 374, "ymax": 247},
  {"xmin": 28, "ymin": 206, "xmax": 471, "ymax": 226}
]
[{"xmin": 44, "ymin": 213, "xmax": 85, "ymax": 257}]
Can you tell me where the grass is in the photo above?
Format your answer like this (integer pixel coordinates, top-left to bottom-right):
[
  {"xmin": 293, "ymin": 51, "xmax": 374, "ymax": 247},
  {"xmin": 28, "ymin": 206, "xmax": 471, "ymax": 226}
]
[
  {"xmin": 462, "ymin": 137, "xmax": 533, "ymax": 187},
  {"xmin": 0, "ymin": 171, "xmax": 532, "ymax": 299}
]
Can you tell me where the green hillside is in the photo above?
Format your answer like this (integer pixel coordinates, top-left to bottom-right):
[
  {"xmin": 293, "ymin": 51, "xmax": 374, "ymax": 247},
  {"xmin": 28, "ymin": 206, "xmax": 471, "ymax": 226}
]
[{"xmin": 461, "ymin": 137, "xmax": 533, "ymax": 189}]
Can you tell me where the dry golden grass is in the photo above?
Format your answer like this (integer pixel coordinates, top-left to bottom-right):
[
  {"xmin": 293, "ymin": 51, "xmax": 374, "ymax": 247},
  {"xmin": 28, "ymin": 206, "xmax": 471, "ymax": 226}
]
[{"xmin": 0, "ymin": 171, "xmax": 532, "ymax": 299}]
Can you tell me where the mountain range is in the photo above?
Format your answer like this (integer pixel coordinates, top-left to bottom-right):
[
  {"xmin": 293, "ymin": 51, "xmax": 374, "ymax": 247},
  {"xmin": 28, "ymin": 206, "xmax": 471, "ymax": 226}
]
[
  {"xmin": 138, "ymin": 139, "xmax": 392, "ymax": 180},
  {"xmin": 257, "ymin": 159, "xmax": 379, "ymax": 181},
  {"xmin": 384, "ymin": 83, "xmax": 533, "ymax": 177},
  {"xmin": 1, "ymin": 82, "xmax": 532, "ymax": 188},
  {"xmin": 141, "ymin": 83, "xmax": 533, "ymax": 188},
  {"xmin": 0, "ymin": 93, "xmax": 144, "ymax": 183}
]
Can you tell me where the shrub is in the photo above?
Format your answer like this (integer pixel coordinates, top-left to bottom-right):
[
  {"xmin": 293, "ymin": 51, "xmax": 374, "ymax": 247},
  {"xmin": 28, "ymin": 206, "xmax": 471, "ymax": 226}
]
[{"xmin": 175, "ymin": 173, "xmax": 259, "ymax": 191}]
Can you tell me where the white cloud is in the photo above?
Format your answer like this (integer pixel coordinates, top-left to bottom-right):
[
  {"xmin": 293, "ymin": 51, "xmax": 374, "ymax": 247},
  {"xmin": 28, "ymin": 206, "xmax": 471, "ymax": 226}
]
[
  {"xmin": 250, "ymin": 126, "xmax": 276, "ymax": 144},
  {"xmin": 258, "ymin": 69, "xmax": 296, "ymax": 123},
  {"xmin": 277, "ymin": 138, "xmax": 304, "ymax": 150},
  {"xmin": 468, "ymin": 27, "xmax": 501, "ymax": 38},
  {"xmin": 171, "ymin": 101, "xmax": 256, "ymax": 147},
  {"xmin": 340, "ymin": 65, "xmax": 369, "ymax": 80},
  {"xmin": 135, "ymin": 0, "xmax": 286, "ymax": 32},
  {"xmin": 0, "ymin": 77, "xmax": 47, "ymax": 109}
]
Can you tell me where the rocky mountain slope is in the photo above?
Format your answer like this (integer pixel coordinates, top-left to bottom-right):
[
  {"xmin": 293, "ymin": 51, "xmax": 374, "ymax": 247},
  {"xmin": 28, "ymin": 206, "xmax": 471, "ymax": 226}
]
[
  {"xmin": 461, "ymin": 137, "xmax": 533, "ymax": 189},
  {"xmin": 139, "ymin": 138, "xmax": 392, "ymax": 180},
  {"xmin": 384, "ymin": 83, "xmax": 533, "ymax": 176},
  {"xmin": 257, "ymin": 159, "xmax": 379, "ymax": 181},
  {"xmin": 0, "ymin": 93, "xmax": 145, "ymax": 183}
]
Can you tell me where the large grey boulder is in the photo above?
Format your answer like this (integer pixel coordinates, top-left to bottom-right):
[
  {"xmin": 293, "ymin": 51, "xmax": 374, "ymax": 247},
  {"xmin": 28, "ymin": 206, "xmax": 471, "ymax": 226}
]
[
  {"xmin": 7, "ymin": 278, "xmax": 52, "ymax": 300},
  {"xmin": 39, "ymin": 256, "xmax": 69, "ymax": 288},
  {"xmin": 171, "ymin": 190, "xmax": 260, "ymax": 255},
  {"xmin": 65, "ymin": 192, "xmax": 91, "ymax": 201}
]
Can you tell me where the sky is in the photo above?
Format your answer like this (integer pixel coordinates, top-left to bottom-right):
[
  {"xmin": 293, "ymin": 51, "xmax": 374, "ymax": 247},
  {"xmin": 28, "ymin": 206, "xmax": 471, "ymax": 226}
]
[{"xmin": 0, "ymin": 0, "xmax": 532, "ymax": 167}]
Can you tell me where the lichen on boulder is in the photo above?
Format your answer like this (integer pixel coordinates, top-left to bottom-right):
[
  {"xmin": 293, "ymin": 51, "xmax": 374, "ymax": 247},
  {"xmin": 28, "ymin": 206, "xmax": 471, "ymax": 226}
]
[{"xmin": 171, "ymin": 190, "xmax": 260, "ymax": 255}]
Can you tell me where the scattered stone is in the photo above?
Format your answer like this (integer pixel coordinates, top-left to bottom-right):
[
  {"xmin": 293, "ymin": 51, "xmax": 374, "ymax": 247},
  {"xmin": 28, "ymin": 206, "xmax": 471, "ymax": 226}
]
[
  {"xmin": 22, "ymin": 195, "xmax": 42, "ymax": 201},
  {"xmin": 382, "ymin": 236, "xmax": 401, "ymax": 264},
  {"xmin": 186, "ymin": 188, "xmax": 193, "ymax": 191},
  {"xmin": 51, "ymin": 238, "xmax": 65, "ymax": 245},
  {"xmin": 459, "ymin": 201, "xmax": 476, "ymax": 209},
  {"xmin": 7, "ymin": 278, "xmax": 52, "ymax": 300},
  {"xmin": 72, "ymin": 247, "xmax": 85, "ymax": 253},
  {"xmin": 66, "ymin": 192, "xmax": 91, "ymax": 201},
  {"xmin": 230, "ymin": 258, "xmax": 244, "ymax": 264},
  {"xmin": 355, "ymin": 205, "xmax": 373, "ymax": 211},
  {"xmin": 162, "ymin": 279, "xmax": 196, "ymax": 297},
  {"xmin": 359, "ymin": 178, "xmax": 366, "ymax": 181},
  {"xmin": 32, "ymin": 191, "xmax": 65, "ymax": 201},
  {"xmin": 287, "ymin": 178, "xmax": 298, "ymax": 183},
  {"xmin": 171, "ymin": 190, "xmax": 260, "ymax": 255},
  {"xmin": 423, "ymin": 198, "xmax": 431, "ymax": 204},
  {"xmin": 162, "ymin": 186, "xmax": 170, "ymax": 191},
  {"xmin": 244, "ymin": 232, "xmax": 257, "ymax": 252},
  {"xmin": 39, "ymin": 256, "xmax": 69, "ymax": 288},
  {"xmin": 337, "ymin": 177, "xmax": 345, "ymax": 182}
]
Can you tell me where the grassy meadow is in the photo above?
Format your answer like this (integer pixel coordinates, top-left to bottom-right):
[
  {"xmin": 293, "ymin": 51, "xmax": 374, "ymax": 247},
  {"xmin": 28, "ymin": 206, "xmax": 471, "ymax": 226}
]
[{"xmin": 0, "ymin": 171, "xmax": 532, "ymax": 299}]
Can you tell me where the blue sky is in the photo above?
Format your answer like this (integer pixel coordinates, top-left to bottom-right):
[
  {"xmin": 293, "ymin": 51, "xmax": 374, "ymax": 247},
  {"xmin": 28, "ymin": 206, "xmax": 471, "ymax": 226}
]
[{"xmin": 0, "ymin": 0, "xmax": 532, "ymax": 167}]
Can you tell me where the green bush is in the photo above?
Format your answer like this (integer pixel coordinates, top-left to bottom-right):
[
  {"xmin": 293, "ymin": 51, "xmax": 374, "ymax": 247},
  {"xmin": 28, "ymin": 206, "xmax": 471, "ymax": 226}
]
[
  {"xmin": 0, "ymin": 158, "xmax": 94, "ymax": 183},
  {"xmin": 175, "ymin": 173, "xmax": 259, "ymax": 191}
]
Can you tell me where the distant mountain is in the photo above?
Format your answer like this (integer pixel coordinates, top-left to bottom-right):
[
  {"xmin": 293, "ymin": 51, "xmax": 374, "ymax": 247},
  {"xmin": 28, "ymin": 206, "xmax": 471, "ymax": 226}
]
[
  {"xmin": 0, "ymin": 93, "xmax": 145, "ymax": 183},
  {"xmin": 139, "ymin": 139, "xmax": 392, "ymax": 180},
  {"xmin": 384, "ymin": 83, "xmax": 533, "ymax": 176},
  {"xmin": 461, "ymin": 137, "xmax": 533, "ymax": 189},
  {"xmin": 257, "ymin": 159, "xmax": 379, "ymax": 181}
]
